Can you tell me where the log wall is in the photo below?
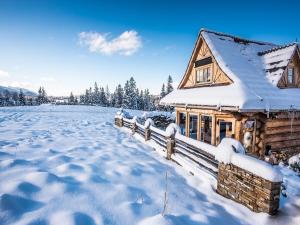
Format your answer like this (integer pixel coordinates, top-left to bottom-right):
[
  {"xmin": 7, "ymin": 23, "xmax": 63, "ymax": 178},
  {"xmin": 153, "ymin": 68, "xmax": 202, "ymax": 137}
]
[{"xmin": 265, "ymin": 118, "xmax": 300, "ymax": 161}]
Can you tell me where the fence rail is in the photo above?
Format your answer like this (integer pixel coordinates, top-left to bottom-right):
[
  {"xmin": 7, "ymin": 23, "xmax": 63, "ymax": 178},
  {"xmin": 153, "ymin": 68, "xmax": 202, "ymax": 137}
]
[
  {"xmin": 115, "ymin": 116, "xmax": 219, "ymax": 176},
  {"xmin": 174, "ymin": 138, "xmax": 218, "ymax": 176}
]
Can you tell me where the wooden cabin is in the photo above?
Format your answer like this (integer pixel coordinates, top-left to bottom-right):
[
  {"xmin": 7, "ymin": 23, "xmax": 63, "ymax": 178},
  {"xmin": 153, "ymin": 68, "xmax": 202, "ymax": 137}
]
[{"xmin": 160, "ymin": 29, "xmax": 300, "ymax": 161}]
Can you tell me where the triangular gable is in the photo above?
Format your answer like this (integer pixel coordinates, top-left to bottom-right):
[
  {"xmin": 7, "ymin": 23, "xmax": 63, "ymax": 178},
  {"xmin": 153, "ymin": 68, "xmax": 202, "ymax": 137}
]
[
  {"xmin": 277, "ymin": 45, "xmax": 300, "ymax": 88},
  {"xmin": 178, "ymin": 32, "xmax": 232, "ymax": 89}
]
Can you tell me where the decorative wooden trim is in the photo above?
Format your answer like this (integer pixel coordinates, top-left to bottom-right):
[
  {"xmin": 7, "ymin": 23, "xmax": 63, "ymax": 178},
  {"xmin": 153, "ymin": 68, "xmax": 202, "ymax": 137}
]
[{"xmin": 178, "ymin": 33, "xmax": 233, "ymax": 89}]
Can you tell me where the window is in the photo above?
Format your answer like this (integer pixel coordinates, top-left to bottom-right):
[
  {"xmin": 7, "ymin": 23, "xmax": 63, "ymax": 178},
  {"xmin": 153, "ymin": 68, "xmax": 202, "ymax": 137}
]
[
  {"xmin": 189, "ymin": 114, "xmax": 198, "ymax": 140},
  {"xmin": 288, "ymin": 67, "xmax": 294, "ymax": 85},
  {"xmin": 179, "ymin": 112, "xmax": 186, "ymax": 135},
  {"xmin": 219, "ymin": 121, "xmax": 233, "ymax": 143},
  {"xmin": 200, "ymin": 115, "xmax": 212, "ymax": 144},
  {"xmin": 196, "ymin": 67, "xmax": 212, "ymax": 83}
]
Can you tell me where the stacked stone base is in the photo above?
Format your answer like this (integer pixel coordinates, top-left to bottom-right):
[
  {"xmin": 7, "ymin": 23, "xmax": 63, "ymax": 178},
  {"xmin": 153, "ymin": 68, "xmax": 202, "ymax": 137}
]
[{"xmin": 217, "ymin": 163, "xmax": 281, "ymax": 215}]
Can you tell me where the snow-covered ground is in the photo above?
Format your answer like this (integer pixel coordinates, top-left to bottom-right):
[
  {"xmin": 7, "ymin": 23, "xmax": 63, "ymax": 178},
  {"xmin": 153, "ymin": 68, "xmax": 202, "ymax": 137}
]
[{"xmin": 0, "ymin": 105, "xmax": 299, "ymax": 225}]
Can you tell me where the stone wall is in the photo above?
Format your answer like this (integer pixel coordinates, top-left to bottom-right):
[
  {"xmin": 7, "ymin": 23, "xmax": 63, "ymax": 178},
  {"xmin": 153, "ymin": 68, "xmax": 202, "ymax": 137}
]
[{"xmin": 217, "ymin": 163, "xmax": 281, "ymax": 215}]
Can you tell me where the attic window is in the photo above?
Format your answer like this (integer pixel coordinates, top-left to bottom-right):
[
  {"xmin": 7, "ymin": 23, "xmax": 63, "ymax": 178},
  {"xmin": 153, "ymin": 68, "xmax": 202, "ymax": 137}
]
[
  {"xmin": 288, "ymin": 67, "xmax": 294, "ymax": 84},
  {"xmin": 196, "ymin": 66, "xmax": 212, "ymax": 83}
]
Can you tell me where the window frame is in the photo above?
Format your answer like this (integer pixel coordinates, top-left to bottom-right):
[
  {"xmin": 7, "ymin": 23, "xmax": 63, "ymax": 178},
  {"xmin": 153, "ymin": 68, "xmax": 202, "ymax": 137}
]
[
  {"xmin": 195, "ymin": 65, "xmax": 212, "ymax": 84},
  {"xmin": 287, "ymin": 67, "xmax": 294, "ymax": 85},
  {"xmin": 188, "ymin": 113, "xmax": 198, "ymax": 140}
]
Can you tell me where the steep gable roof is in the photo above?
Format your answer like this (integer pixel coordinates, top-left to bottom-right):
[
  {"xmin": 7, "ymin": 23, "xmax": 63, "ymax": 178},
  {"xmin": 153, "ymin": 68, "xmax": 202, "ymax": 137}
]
[{"xmin": 161, "ymin": 29, "xmax": 300, "ymax": 111}]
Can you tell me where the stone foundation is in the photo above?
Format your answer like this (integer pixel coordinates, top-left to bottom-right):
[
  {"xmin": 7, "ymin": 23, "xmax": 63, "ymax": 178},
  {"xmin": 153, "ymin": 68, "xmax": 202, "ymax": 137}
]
[{"xmin": 217, "ymin": 163, "xmax": 281, "ymax": 215}]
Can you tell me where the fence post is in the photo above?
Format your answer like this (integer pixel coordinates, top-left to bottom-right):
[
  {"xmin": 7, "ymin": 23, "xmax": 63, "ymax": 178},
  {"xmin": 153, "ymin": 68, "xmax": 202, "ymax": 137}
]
[
  {"xmin": 115, "ymin": 116, "xmax": 123, "ymax": 127},
  {"xmin": 131, "ymin": 116, "xmax": 137, "ymax": 134},
  {"xmin": 145, "ymin": 128, "xmax": 151, "ymax": 141},
  {"xmin": 166, "ymin": 138, "xmax": 175, "ymax": 160},
  {"xmin": 166, "ymin": 123, "xmax": 177, "ymax": 160},
  {"xmin": 144, "ymin": 118, "xmax": 154, "ymax": 141}
]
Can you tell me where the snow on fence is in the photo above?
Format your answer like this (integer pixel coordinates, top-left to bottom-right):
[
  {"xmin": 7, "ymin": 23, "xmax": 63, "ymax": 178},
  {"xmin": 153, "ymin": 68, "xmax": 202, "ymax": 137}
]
[
  {"xmin": 149, "ymin": 125, "xmax": 168, "ymax": 151},
  {"xmin": 174, "ymin": 133, "xmax": 219, "ymax": 176},
  {"xmin": 115, "ymin": 114, "xmax": 219, "ymax": 176},
  {"xmin": 114, "ymin": 113, "xmax": 283, "ymax": 215}
]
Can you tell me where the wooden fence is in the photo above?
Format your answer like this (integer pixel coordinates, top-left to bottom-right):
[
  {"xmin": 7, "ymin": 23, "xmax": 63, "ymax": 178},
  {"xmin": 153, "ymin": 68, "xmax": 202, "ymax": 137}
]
[
  {"xmin": 114, "ymin": 115, "xmax": 282, "ymax": 214},
  {"xmin": 115, "ymin": 116, "xmax": 218, "ymax": 177}
]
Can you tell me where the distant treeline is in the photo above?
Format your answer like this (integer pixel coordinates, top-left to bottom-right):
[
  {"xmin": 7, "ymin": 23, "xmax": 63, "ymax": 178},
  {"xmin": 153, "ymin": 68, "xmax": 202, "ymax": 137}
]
[
  {"xmin": 0, "ymin": 87, "xmax": 48, "ymax": 107},
  {"xmin": 67, "ymin": 76, "xmax": 174, "ymax": 111}
]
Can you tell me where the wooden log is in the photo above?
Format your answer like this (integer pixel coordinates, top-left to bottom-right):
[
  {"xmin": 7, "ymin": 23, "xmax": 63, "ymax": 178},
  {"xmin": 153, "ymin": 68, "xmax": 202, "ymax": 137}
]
[
  {"xmin": 266, "ymin": 119, "xmax": 300, "ymax": 128},
  {"xmin": 265, "ymin": 131, "xmax": 300, "ymax": 143},
  {"xmin": 268, "ymin": 139, "xmax": 300, "ymax": 150},
  {"xmin": 265, "ymin": 125, "xmax": 300, "ymax": 135}
]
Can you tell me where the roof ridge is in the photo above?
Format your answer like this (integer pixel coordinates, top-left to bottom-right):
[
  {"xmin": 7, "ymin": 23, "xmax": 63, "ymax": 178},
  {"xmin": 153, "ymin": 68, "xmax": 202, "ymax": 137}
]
[
  {"xmin": 200, "ymin": 28, "xmax": 276, "ymax": 46},
  {"xmin": 258, "ymin": 42, "xmax": 297, "ymax": 56}
]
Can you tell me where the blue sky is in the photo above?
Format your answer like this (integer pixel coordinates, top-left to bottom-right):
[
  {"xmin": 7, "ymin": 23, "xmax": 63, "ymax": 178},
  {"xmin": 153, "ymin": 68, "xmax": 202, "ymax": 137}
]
[{"xmin": 0, "ymin": 0, "xmax": 299, "ymax": 96}]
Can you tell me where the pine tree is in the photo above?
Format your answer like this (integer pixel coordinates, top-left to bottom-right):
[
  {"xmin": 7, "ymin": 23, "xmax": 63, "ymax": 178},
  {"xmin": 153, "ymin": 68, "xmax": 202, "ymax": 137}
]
[
  {"xmin": 41, "ymin": 87, "xmax": 47, "ymax": 103},
  {"xmin": 89, "ymin": 87, "xmax": 93, "ymax": 104},
  {"xmin": 12, "ymin": 92, "xmax": 18, "ymax": 105},
  {"xmin": 160, "ymin": 83, "xmax": 166, "ymax": 98},
  {"xmin": 80, "ymin": 95, "xmax": 85, "ymax": 104},
  {"xmin": 115, "ymin": 84, "xmax": 123, "ymax": 108},
  {"xmin": 19, "ymin": 89, "xmax": 26, "ymax": 105},
  {"xmin": 166, "ymin": 75, "xmax": 174, "ymax": 94},
  {"xmin": 138, "ymin": 90, "xmax": 144, "ymax": 110},
  {"xmin": 105, "ymin": 85, "xmax": 110, "ymax": 106},
  {"xmin": 69, "ymin": 92, "xmax": 75, "ymax": 104},
  {"xmin": 94, "ymin": 82, "xmax": 100, "ymax": 104},
  {"xmin": 84, "ymin": 89, "xmax": 89, "ymax": 104},
  {"xmin": 99, "ymin": 87, "xmax": 107, "ymax": 106},
  {"xmin": 143, "ymin": 89, "xmax": 150, "ymax": 111},
  {"xmin": 37, "ymin": 87, "xmax": 43, "ymax": 105},
  {"xmin": 122, "ymin": 80, "xmax": 130, "ymax": 109},
  {"xmin": 128, "ymin": 77, "xmax": 137, "ymax": 109},
  {"xmin": 110, "ymin": 92, "xmax": 116, "ymax": 107}
]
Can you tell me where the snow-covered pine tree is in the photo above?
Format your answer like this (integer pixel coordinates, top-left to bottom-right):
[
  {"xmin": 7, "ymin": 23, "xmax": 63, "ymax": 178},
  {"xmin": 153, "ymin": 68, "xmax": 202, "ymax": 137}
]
[
  {"xmin": 105, "ymin": 85, "xmax": 110, "ymax": 106},
  {"xmin": 110, "ymin": 92, "xmax": 116, "ymax": 107},
  {"xmin": 79, "ymin": 95, "xmax": 85, "ymax": 104},
  {"xmin": 160, "ymin": 83, "xmax": 166, "ymax": 98},
  {"xmin": 138, "ymin": 90, "xmax": 144, "ymax": 110},
  {"xmin": 99, "ymin": 87, "xmax": 107, "ymax": 106},
  {"xmin": 115, "ymin": 84, "xmax": 123, "ymax": 108},
  {"xmin": 37, "ymin": 87, "xmax": 43, "ymax": 105},
  {"xmin": 19, "ymin": 89, "xmax": 26, "ymax": 106},
  {"xmin": 41, "ymin": 87, "xmax": 47, "ymax": 103},
  {"xmin": 128, "ymin": 77, "xmax": 137, "ymax": 109},
  {"xmin": 69, "ymin": 92, "xmax": 75, "ymax": 104},
  {"xmin": 94, "ymin": 82, "xmax": 100, "ymax": 105},
  {"xmin": 143, "ymin": 89, "xmax": 150, "ymax": 111},
  {"xmin": 84, "ymin": 89, "xmax": 89, "ymax": 104},
  {"xmin": 89, "ymin": 87, "xmax": 93, "ymax": 104},
  {"xmin": 166, "ymin": 75, "xmax": 174, "ymax": 94},
  {"xmin": 122, "ymin": 80, "xmax": 130, "ymax": 109}
]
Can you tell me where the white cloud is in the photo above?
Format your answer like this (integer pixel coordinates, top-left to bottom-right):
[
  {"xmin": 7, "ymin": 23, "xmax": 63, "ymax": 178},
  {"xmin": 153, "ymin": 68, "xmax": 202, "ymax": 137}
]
[
  {"xmin": 0, "ymin": 70, "xmax": 9, "ymax": 78},
  {"xmin": 78, "ymin": 30, "xmax": 142, "ymax": 56}
]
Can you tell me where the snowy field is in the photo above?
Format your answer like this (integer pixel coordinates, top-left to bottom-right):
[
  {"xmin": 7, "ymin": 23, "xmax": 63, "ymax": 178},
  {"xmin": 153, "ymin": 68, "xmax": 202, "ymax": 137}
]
[{"xmin": 0, "ymin": 105, "xmax": 299, "ymax": 225}]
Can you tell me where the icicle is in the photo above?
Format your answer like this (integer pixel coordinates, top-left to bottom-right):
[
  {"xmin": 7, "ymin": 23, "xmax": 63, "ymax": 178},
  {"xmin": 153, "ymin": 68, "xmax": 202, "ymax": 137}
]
[
  {"xmin": 265, "ymin": 102, "xmax": 270, "ymax": 118},
  {"xmin": 289, "ymin": 105, "xmax": 295, "ymax": 134}
]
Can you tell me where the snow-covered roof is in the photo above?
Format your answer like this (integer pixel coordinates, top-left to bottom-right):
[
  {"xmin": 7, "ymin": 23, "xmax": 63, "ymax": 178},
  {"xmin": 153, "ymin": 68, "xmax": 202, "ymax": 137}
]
[{"xmin": 161, "ymin": 29, "xmax": 300, "ymax": 111}]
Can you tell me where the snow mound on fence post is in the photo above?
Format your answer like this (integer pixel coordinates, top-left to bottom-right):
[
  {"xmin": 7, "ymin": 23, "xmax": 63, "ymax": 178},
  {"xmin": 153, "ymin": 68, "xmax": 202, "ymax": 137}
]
[
  {"xmin": 215, "ymin": 138, "xmax": 245, "ymax": 164},
  {"xmin": 165, "ymin": 123, "xmax": 180, "ymax": 138},
  {"xmin": 216, "ymin": 138, "xmax": 282, "ymax": 182},
  {"xmin": 144, "ymin": 118, "xmax": 154, "ymax": 129}
]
